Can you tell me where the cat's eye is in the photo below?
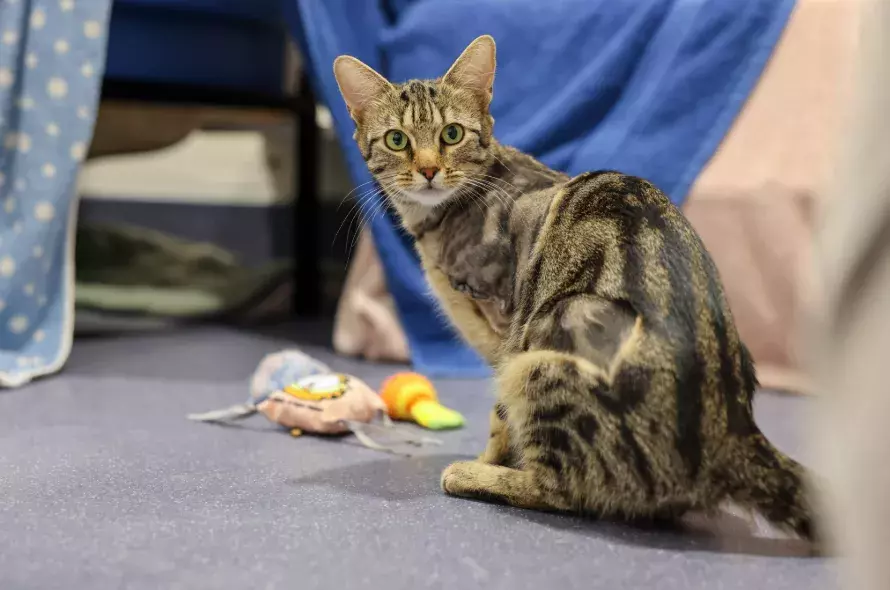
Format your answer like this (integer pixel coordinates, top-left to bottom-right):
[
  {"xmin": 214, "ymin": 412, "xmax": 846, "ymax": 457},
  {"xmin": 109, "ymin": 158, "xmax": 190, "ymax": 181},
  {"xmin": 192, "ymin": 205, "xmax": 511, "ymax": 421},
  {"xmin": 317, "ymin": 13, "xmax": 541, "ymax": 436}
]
[
  {"xmin": 384, "ymin": 129, "xmax": 409, "ymax": 151},
  {"xmin": 441, "ymin": 124, "xmax": 464, "ymax": 145}
]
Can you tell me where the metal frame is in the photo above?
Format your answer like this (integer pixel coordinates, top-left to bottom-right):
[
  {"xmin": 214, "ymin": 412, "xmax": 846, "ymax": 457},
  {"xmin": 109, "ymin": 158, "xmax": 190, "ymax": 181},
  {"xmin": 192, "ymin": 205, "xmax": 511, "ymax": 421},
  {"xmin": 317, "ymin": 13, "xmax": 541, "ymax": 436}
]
[{"xmin": 99, "ymin": 74, "xmax": 322, "ymax": 316}]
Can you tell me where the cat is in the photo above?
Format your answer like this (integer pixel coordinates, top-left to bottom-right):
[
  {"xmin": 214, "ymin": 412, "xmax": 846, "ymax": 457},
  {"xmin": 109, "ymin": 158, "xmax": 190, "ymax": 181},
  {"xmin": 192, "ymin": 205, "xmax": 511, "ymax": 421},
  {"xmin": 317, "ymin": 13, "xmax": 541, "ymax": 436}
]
[{"xmin": 333, "ymin": 35, "xmax": 813, "ymax": 539}]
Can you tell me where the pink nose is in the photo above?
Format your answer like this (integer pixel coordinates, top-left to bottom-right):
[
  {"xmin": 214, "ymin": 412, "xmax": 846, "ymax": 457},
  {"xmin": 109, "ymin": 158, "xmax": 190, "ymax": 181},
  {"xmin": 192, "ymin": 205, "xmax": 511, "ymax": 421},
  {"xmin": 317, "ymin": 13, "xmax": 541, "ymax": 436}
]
[{"xmin": 419, "ymin": 167, "xmax": 439, "ymax": 181}]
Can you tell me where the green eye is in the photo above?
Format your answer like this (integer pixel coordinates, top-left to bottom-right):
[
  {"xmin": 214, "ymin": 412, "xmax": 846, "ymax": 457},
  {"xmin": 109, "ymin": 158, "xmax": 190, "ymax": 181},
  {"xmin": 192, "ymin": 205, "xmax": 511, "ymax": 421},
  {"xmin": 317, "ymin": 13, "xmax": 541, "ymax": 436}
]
[
  {"xmin": 441, "ymin": 124, "xmax": 464, "ymax": 145},
  {"xmin": 385, "ymin": 129, "xmax": 408, "ymax": 151}
]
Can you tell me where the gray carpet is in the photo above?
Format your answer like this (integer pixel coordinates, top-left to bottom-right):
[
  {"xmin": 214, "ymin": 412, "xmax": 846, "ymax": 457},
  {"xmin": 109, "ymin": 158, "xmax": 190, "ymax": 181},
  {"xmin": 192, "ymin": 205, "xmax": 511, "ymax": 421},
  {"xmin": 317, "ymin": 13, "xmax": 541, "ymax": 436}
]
[{"xmin": 0, "ymin": 326, "xmax": 835, "ymax": 589}]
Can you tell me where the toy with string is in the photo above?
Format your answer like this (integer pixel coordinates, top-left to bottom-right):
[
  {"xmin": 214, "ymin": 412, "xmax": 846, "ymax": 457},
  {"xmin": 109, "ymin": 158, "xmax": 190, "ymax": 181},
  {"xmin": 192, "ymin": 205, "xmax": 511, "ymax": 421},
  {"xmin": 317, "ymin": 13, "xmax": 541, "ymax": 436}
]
[{"xmin": 187, "ymin": 349, "xmax": 440, "ymax": 455}]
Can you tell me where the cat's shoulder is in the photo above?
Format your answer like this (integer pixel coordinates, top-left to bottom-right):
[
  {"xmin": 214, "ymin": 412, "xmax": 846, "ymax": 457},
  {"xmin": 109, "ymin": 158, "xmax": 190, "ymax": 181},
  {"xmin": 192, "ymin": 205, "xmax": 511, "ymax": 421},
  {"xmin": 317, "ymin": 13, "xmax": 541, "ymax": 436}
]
[{"xmin": 558, "ymin": 170, "xmax": 673, "ymax": 207}]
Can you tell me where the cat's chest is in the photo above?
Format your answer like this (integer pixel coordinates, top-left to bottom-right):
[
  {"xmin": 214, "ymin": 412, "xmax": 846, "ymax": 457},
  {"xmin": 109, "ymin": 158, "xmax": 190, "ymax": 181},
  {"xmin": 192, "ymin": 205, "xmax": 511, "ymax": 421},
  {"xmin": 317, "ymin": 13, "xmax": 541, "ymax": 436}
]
[
  {"xmin": 417, "ymin": 232, "xmax": 513, "ymax": 303},
  {"xmin": 416, "ymin": 236, "xmax": 512, "ymax": 334}
]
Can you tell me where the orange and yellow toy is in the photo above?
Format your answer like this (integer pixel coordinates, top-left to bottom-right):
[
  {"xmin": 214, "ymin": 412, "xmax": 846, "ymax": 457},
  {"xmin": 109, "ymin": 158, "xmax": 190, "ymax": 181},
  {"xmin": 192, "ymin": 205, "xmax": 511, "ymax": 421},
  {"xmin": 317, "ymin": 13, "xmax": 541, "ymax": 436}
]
[{"xmin": 379, "ymin": 373, "xmax": 465, "ymax": 430}]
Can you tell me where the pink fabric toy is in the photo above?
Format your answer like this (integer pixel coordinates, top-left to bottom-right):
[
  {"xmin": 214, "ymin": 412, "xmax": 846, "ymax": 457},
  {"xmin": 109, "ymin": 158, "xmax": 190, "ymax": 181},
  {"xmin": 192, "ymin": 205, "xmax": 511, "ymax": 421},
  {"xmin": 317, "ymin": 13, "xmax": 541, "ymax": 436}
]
[{"xmin": 255, "ymin": 373, "xmax": 386, "ymax": 435}]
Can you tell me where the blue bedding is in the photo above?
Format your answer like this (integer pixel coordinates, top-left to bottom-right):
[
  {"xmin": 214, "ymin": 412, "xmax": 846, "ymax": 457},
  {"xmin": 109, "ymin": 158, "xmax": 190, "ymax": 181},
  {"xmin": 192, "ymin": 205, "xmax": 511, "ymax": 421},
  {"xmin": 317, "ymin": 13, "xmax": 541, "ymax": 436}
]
[{"xmin": 290, "ymin": 0, "xmax": 796, "ymax": 378}]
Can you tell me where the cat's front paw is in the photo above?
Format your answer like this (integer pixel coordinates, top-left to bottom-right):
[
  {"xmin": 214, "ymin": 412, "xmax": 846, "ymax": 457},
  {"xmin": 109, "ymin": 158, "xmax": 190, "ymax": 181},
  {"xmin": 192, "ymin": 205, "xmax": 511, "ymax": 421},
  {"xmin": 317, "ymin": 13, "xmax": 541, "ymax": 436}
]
[{"xmin": 441, "ymin": 461, "xmax": 476, "ymax": 495}]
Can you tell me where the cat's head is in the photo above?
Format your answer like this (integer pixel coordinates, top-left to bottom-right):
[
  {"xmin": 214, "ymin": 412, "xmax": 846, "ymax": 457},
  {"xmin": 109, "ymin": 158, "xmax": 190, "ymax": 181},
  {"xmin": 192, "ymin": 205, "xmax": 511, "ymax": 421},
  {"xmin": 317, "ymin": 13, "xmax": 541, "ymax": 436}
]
[{"xmin": 333, "ymin": 35, "xmax": 497, "ymax": 214}]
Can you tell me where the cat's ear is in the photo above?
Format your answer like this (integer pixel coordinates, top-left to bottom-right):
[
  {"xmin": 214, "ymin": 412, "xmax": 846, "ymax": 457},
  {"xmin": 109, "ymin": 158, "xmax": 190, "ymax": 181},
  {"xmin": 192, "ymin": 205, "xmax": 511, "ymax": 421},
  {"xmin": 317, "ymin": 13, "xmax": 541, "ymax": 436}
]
[
  {"xmin": 333, "ymin": 56, "xmax": 392, "ymax": 121},
  {"xmin": 443, "ymin": 35, "xmax": 496, "ymax": 103}
]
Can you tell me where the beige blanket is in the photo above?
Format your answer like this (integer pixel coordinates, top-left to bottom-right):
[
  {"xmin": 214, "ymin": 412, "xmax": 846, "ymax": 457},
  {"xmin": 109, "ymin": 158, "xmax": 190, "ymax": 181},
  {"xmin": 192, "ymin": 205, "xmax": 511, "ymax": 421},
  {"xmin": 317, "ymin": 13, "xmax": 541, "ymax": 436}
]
[{"xmin": 333, "ymin": 0, "xmax": 859, "ymax": 394}]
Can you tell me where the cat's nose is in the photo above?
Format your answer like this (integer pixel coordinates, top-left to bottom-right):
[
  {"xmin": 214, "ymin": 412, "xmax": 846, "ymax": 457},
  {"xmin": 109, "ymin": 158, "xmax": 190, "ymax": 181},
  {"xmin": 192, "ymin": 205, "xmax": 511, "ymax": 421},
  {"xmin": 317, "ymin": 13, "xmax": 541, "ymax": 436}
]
[{"xmin": 419, "ymin": 167, "xmax": 439, "ymax": 181}]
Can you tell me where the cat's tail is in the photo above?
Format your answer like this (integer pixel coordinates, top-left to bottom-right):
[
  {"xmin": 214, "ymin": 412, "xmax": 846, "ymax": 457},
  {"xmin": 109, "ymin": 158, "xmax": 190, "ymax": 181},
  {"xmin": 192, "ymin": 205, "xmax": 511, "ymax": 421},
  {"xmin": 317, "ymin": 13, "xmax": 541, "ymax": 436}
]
[{"xmin": 724, "ymin": 432, "xmax": 815, "ymax": 540}]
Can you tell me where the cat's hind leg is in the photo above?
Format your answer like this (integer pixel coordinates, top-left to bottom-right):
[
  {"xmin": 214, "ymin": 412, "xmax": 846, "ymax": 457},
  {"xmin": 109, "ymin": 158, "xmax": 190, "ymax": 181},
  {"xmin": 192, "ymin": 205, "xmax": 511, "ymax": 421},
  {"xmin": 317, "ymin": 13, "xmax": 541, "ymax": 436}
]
[
  {"xmin": 440, "ymin": 352, "xmax": 574, "ymax": 510},
  {"xmin": 442, "ymin": 294, "xmax": 672, "ymax": 516},
  {"xmin": 443, "ymin": 350, "xmax": 631, "ymax": 515}
]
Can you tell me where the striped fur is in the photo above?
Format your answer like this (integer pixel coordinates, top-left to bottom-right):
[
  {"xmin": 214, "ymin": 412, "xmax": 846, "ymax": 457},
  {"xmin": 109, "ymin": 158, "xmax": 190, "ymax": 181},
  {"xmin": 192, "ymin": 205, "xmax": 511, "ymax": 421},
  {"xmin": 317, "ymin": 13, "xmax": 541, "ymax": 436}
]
[{"xmin": 334, "ymin": 36, "xmax": 813, "ymax": 539}]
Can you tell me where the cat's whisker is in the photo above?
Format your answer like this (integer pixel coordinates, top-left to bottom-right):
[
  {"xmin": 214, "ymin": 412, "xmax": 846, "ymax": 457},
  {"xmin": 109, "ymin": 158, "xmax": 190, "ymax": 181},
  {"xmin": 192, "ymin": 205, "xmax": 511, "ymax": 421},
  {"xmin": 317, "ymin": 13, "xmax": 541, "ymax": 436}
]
[
  {"xmin": 457, "ymin": 180, "xmax": 498, "ymax": 212},
  {"xmin": 461, "ymin": 178, "xmax": 535, "ymax": 233},
  {"xmin": 348, "ymin": 183, "xmax": 390, "ymax": 242},
  {"xmin": 341, "ymin": 200, "xmax": 375, "ymax": 262},
  {"xmin": 454, "ymin": 178, "xmax": 489, "ymax": 207},
  {"xmin": 461, "ymin": 177, "xmax": 513, "ymax": 211},
  {"xmin": 475, "ymin": 172, "xmax": 524, "ymax": 196},
  {"xmin": 332, "ymin": 172, "xmax": 404, "ymax": 250},
  {"xmin": 333, "ymin": 191, "xmax": 374, "ymax": 245},
  {"xmin": 336, "ymin": 173, "xmax": 400, "ymax": 211},
  {"xmin": 465, "ymin": 174, "xmax": 511, "ymax": 192},
  {"xmin": 467, "ymin": 177, "xmax": 526, "ymax": 215},
  {"xmin": 492, "ymin": 153, "xmax": 514, "ymax": 175},
  {"xmin": 332, "ymin": 184, "xmax": 389, "ymax": 248},
  {"xmin": 474, "ymin": 173, "xmax": 523, "ymax": 197},
  {"xmin": 335, "ymin": 178, "xmax": 379, "ymax": 211},
  {"xmin": 343, "ymin": 189, "xmax": 388, "ymax": 269},
  {"xmin": 457, "ymin": 187, "xmax": 486, "ymax": 217},
  {"xmin": 460, "ymin": 183, "xmax": 497, "ymax": 209}
]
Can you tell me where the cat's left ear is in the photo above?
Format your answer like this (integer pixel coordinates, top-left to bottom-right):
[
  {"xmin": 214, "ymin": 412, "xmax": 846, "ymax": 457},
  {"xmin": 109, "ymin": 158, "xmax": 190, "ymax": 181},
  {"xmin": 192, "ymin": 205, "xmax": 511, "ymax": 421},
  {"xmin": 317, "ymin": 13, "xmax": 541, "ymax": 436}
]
[{"xmin": 443, "ymin": 35, "xmax": 496, "ymax": 104}]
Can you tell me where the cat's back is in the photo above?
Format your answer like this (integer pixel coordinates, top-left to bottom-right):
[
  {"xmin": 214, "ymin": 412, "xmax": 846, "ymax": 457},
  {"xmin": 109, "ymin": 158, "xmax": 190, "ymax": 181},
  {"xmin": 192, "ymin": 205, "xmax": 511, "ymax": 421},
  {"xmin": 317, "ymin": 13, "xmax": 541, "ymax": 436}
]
[{"xmin": 514, "ymin": 170, "xmax": 737, "ymax": 353}]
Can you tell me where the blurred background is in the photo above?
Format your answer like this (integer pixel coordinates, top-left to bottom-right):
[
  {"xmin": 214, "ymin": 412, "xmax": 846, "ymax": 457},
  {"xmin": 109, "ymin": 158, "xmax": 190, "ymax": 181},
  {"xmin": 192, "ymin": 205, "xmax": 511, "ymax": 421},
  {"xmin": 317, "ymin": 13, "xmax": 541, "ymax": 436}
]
[{"xmin": 68, "ymin": 0, "xmax": 853, "ymax": 391}]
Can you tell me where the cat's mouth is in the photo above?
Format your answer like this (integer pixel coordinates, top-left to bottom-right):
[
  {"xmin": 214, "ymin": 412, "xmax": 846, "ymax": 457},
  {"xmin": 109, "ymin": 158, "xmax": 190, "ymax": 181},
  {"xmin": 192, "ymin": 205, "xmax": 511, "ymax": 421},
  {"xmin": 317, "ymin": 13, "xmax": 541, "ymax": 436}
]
[{"xmin": 403, "ymin": 186, "xmax": 455, "ymax": 207}]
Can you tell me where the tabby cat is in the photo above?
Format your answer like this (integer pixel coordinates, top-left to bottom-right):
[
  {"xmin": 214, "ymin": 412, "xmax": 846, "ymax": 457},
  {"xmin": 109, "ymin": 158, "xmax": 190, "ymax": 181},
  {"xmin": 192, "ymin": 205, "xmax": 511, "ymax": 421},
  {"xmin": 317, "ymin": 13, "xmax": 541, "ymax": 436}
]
[{"xmin": 333, "ymin": 35, "xmax": 813, "ymax": 539}]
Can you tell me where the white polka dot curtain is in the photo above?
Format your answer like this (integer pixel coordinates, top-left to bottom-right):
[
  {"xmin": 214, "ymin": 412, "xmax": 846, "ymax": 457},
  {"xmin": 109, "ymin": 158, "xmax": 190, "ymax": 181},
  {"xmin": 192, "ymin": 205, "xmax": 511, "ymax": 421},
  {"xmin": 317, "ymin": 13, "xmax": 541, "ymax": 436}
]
[{"xmin": 0, "ymin": 0, "xmax": 110, "ymax": 387}]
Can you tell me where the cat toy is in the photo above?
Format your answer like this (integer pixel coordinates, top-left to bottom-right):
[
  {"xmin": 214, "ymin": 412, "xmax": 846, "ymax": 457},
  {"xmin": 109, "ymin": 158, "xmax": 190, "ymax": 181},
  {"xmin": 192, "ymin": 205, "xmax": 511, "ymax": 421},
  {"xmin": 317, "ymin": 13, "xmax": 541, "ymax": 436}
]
[
  {"xmin": 187, "ymin": 349, "xmax": 441, "ymax": 455},
  {"xmin": 379, "ymin": 372, "xmax": 465, "ymax": 430}
]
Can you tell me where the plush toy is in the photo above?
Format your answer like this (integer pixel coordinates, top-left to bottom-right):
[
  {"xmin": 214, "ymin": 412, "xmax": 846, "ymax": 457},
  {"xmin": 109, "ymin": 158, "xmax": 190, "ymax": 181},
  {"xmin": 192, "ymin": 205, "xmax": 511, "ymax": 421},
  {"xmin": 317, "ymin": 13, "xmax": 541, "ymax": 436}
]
[
  {"xmin": 249, "ymin": 349, "xmax": 332, "ymax": 400},
  {"xmin": 255, "ymin": 373, "xmax": 386, "ymax": 436},
  {"xmin": 188, "ymin": 350, "xmax": 440, "ymax": 455},
  {"xmin": 379, "ymin": 372, "xmax": 465, "ymax": 430}
]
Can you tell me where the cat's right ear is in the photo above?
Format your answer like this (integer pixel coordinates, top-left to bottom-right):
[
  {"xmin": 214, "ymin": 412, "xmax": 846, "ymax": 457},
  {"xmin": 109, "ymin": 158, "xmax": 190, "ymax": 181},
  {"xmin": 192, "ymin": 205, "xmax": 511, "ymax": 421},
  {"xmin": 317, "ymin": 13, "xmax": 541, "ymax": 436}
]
[
  {"xmin": 443, "ymin": 35, "xmax": 496, "ymax": 104},
  {"xmin": 333, "ymin": 56, "xmax": 391, "ymax": 122}
]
